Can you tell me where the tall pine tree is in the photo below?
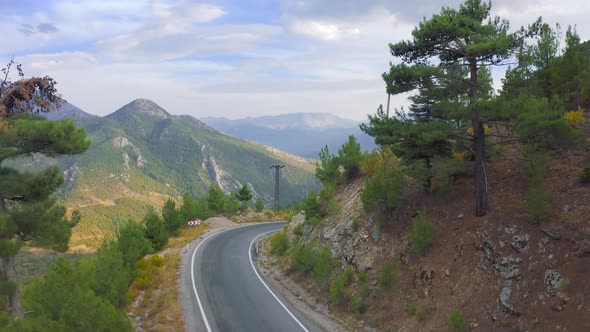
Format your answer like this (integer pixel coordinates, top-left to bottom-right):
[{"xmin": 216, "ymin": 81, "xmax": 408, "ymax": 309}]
[{"xmin": 0, "ymin": 61, "xmax": 90, "ymax": 317}]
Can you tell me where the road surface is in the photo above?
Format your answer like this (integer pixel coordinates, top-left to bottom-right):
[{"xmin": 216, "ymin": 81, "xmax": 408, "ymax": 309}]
[{"xmin": 182, "ymin": 222, "xmax": 323, "ymax": 332}]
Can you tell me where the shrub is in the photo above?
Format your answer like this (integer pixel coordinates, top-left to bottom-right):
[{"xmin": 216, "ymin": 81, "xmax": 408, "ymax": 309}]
[
  {"xmin": 564, "ymin": 108, "xmax": 585, "ymax": 127},
  {"xmin": 378, "ymin": 263, "xmax": 398, "ymax": 289},
  {"xmin": 408, "ymin": 212, "xmax": 435, "ymax": 256},
  {"xmin": 304, "ymin": 190, "xmax": 321, "ymax": 220},
  {"xmin": 338, "ymin": 135, "xmax": 363, "ymax": 180},
  {"xmin": 348, "ymin": 294, "xmax": 368, "ymax": 318},
  {"xmin": 269, "ymin": 231, "xmax": 289, "ymax": 256},
  {"xmin": 264, "ymin": 210, "xmax": 274, "ymax": 218},
  {"xmin": 417, "ymin": 306, "xmax": 430, "ymax": 321},
  {"xmin": 327, "ymin": 198, "xmax": 341, "ymax": 216},
  {"xmin": 150, "ymin": 255, "xmax": 164, "ymax": 267},
  {"xmin": 290, "ymin": 242, "xmax": 316, "ymax": 273},
  {"xmin": 134, "ymin": 276, "xmax": 153, "ymax": 290},
  {"xmin": 293, "ymin": 224, "xmax": 304, "ymax": 236},
  {"xmin": 407, "ymin": 302, "xmax": 417, "ymax": 315},
  {"xmin": 255, "ymin": 198, "xmax": 264, "ymax": 212},
  {"xmin": 358, "ymin": 271, "xmax": 369, "ymax": 297},
  {"xmin": 306, "ymin": 217, "xmax": 321, "ymax": 226},
  {"xmin": 330, "ymin": 267, "xmax": 353, "ymax": 304},
  {"xmin": 559, "ymin": 278, "xmax": 571, "ymax": 292},
  {"xmin": 313, "ymin": 247, "xmax": 332, "ymax": 284},
  {"xmin": 580, "ymin": 167, "xmax": 590, "ymax": 183},
  {"xmin": 351, "ymin": 218, "xmax": 360, "ymax": 232},
  {"xmin": 449, "ymin": 309, "xmax": 468, "ymax": 331},
  {"xmin": 526, "ymin": 189, "xmax": 552, "ymax": 223}
]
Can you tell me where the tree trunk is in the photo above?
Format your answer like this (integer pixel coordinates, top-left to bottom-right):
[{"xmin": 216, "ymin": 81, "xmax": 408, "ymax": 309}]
[
  {"xmin": 1, "ymin": 255, "xmax": 24, "ymax": 318},
  {"xmin": 469, "ymin": 61, "xmax": 488, "ymax": 216},
  {"xmin": 0, "ymin": 194, "xmax": 24, "ymax": 318}
]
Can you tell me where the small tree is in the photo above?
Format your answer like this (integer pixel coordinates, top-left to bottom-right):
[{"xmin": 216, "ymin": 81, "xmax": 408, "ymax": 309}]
[
  {"xmin": 303, "ymin": 190, "xmax": 321, "ymax": 221},
  {"xmin": 315, "ymin": 145, "xmax": 340, "ymax": 185},
  {"xmin": 408, "ymin": 212, "xmax": 436, "ymax": 256},
  {"xmin": 162, "ymin": 198, "xmax": 181, "ymax": 235},
  {"xmin": 338, "ymin": 135, "xmax": 363, "ymax": 180},
  {"xmin": 207, "ymin": 184, "xmax": 225, "ymax": 213},
  {"xmin": 143, "ymin": 210, "xmax": 168, "ymax": 251},
  {"xmin": 255, "ymin": 197, "xmax": 264, "ymax": 212},
  {"xmin": 236, "ymin": 184, "xmax": 253, "ymax": 210}
]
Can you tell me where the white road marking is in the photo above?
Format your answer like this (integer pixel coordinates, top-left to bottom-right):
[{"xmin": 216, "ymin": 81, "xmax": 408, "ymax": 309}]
[
  {"xmin": 190, "ymin": 222, "xmax": 287, "ymax": 332},
  {"xmin": 249, "ymin": 230, "xmax": 310, "ymax": 332}
]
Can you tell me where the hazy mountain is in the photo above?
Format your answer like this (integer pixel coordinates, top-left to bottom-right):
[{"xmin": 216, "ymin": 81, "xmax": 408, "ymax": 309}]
[
  {"xmin": 202, "ymin": 113, "xmax": 376, "ymax": 159},
  {"xmin": 43, "ymin": 99, "xmax": 97, "ymax": 121},
  {"xmin": 19, "ymin": 99, "xmax": 318, "ymax": 250}
]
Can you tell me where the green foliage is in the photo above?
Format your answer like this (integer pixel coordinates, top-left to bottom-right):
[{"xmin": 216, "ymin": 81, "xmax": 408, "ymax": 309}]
[
  {"xmin": 351, "ymin": 218, "xmax": 360, "ymax": 232},
  {"xmin": 150, "ymin": 255, "xmax": 164, "ymax": 267},
  {"xmin": 357, "ymin": 271, "xmax": 369, "ymax": 297},
  {"xmin": 449, "ymin": 309, "xmax": 468, "ymax": 331},
  {"xmin": 162, "ymin": 198, "xmax": 182, "ymax": 236},
  {"xmin": 269, "ymin": 231, "xmax": 289, "ymax": 256},
  {"xmin": 180, "ymin": 193, "xmax": 212, "ymax": 221},
  {"xmin": 580, "ymin": 167, "xmax": 590, "ymax": 183},
  {"xmin": 290, "ymin": 242, "xmax": 316, "ymax": 273},
  {"xmin": 255, "ymin": 198, "xmax": 264, "ymax": 212},
  {"xmin": 315, "ymin": 145, "xmax": 340, "ymax": 186},
  {"xmin": 207, "ymin": 184, "xmax": 225, "ymax": 213},
  {"xmin": 338, "ymin": 135, "xmax": 363, "ymax": 180},
  {"xmin": 525, "ymin": 154, "xmax": 552, "ymax": 223},
  {"xmin": 116, "ymin": 221, "xmax": 150, "ymax": 271},
  {"xmin": 361, "ymin": 147, "xmax": 405, "ymax": 222},
  {"xmin": 408, "ymin": 212, "xmax": 436, "ymax": 256},
  {"xmin": 329, "ymin": 266, "xmax": 353, "ymax": 304},
  {"xmin": 378, "ymin": 263, "xmax": 399, "ymax": 289},
  {"xmin": 326, "ymin": 199, "xmax": 341, "ymax": 216},
  {"xmin": 224, "ymin": 192, "xmax": 240, "ymax": 216},
  {"xmin": 293, "ymin": 224, "xmax": 304, "ymax": 237},
  {"xmin": 417, "ymin": 306, "xmax": 430, "ymax": 321},
  {"xmin": 303, "ymin": 190, "xmax": 321, "ymax": 221},
  {"xmin": 407, "ymin": 302, "xmax": 417, "ymax": 315},
  {"xmin": 236, "ymin": 184, "xmax": 253, "ymax": 208},
  {"xmin": 348, "ymin": 294, "xmax": 368, "ymax": 319},
  {"xmin": 143, "ymin": 210, "xmax": 168, "ymax": 251},
  {"xmin": 312, "ymin": 246, "xmax": 332, "ymax": 284}
]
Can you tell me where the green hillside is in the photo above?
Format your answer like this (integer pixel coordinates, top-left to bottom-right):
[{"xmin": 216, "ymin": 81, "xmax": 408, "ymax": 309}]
[{"xmin": 40, "ymin": 99, "xmax": 317, "ymax": 250}]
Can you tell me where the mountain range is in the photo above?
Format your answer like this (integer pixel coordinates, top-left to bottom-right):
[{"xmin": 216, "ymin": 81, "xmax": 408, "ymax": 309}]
[
  {"xmin": 23, "ymin": 99, "xmax": 318, "ymax": 250},
  {"xmin": 202, "ymin": 113, "xmax": 376, "ymax": 158}
]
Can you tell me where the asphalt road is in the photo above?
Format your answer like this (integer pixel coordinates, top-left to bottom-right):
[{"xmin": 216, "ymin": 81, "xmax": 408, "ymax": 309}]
[{"xmin": 184, "ymin": 222, "xmax": 323, "ymax": 332}]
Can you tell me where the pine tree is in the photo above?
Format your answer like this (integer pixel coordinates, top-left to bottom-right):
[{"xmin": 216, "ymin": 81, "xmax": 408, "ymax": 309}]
[
  {"xmin": 0, "ymin": 62, "xmax": 90, "ymax": 318},
  {"xmin": 236, "ymin": 184, "xmax": 253, "ymax": 210},
  {"xmin": 143, "ymin": 210, "xmax": 168, "ymax": 251},
  {"xmin": 207, "ymin": 184, "xmax": 225, "ymax": 213},
  {"xmin": 365, "ymin": 0, "xmax": 541, "ymax": 216},
  {"xmin": 255, "ymin": 198, "xmax": 264, "ymax": 212},
  {"xmin": 337, "ymin": 135, "xmax": 363, "ymax": 180},
  {"xmin": 162, "ymin": 198, "xmax": 181, "ymax": 235}
]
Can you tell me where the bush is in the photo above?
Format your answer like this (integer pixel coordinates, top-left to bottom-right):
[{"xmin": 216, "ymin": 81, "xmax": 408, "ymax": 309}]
[
  {"xmin": 526, "ymin": 189, "xmax": 552, "ymax": 223},
  {"xmin": 313, "ymin": 247, "xmax": 332, "ymax": 284},
  {"xmin": 269, "ymin": 231, "xmax": 289, "ymax": 256},
  {"xmin": 330, "ymin": 267, "xmax": 354, "ymax": 304},
  {"xmin": 407, "ymin": 302, "xmax": 417, "ymax": 315},
  {"xmin": 150, "ymin": 255, "xmax": 164, "ymax": 267},
  {"xmin": 348, "ymin": 294, "xmax": 367, "ymax": 318},
  {"xmin": 358, "ymin": 271, "xmax": 369, "ymax": 297},
  {"xmin": 327, "ymin": 199, "xmax": 341, "ymax": 216},
  {"xmin": 290, "ymin": 242, "xmax": 316, "ymax": 273},
  {"xmin": 361, "ymin": 148, "xmax": 404, "ymax": 221},
  {"xmin": 293, "ymin": 223, "xmax": 304, "ymax": 236},
  {"xmin": 408, "ymin": 212, "xmax": 435, "ymax": 256},
  {"xmin": 255, "ymin": 198, "xmax": 264, "ymax": 212},
  {"xmin": 580, "ymin": 167, "xmax": 590, "ymax": 183},
  {"xmin": 449, "ymin": 309, "xmax": 468, "ymax": 331},
  {"xmin": 378, "ymin": 263, "xmax": 398, "ymax": 289},
  {"xmin": 306, "ymin": 217, "xmax": 321, "ymax": 226},
  {"xmin": 417, "ymin": 306, "xmax": 430, "ymax": 321},
  {"xmin": 144, "ymin": 210, "xmax": 169, "ymax": 251},
  {"xmin": 564, "ymin": 108, "xmax": 585, "ymax": 127},
  {"xmin": 351, "ymin": 218, "xmax": 360, "ymax": 232},
  {"xmin": 304, "ymin": 190, "xmax": 321, "ymax": 221}
]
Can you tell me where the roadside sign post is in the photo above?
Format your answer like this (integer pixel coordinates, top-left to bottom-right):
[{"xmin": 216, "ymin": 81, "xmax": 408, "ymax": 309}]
[{"xmin": 187, "ymin": 219, "xmax": 202, "ymax": 248}]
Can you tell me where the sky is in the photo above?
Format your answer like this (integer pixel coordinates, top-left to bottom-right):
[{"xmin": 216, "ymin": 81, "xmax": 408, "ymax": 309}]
[{"xmin": 1, "ymin": 0, "xmax": 589, "ymax": 120}]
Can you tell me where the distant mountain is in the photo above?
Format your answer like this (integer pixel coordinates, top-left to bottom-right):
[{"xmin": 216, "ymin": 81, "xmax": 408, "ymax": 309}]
[
  {"xmin": 44, "ymin": 100, "xmax": 97, "ymax": 121},
  {"xmin": 17, "ymin": 99, "xmax": 318, "ymax": 250},
  {"xmin": 201, "ymin": 113, "xmax": 376, "ymax": 159}
]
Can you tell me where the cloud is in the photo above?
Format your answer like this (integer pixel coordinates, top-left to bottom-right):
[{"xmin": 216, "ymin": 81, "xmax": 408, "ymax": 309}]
[
  {"xmin": 288, "ymin": 20, "xmax": 360, "ymax": 41},
  {"xmin": 37, "ymin": 22, "xmax": 59, "ymax": 34}
]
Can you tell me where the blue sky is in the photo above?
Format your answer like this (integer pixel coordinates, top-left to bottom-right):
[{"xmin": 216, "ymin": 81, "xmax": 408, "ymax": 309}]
[{"xmin": 1, "ymin": 0, "xmax": 589, "ymax": 120}]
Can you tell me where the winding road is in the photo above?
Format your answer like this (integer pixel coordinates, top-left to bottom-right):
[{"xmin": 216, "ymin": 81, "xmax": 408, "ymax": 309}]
[{"xmin": 181, "ymin": 222, "xmax": 323, "ymax": 332}]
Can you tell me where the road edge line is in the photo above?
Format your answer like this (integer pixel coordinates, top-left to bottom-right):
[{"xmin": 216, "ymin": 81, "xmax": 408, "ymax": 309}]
[{"xmin": 248, "ymin": 230, "xmax": 310, "ymax": 332}]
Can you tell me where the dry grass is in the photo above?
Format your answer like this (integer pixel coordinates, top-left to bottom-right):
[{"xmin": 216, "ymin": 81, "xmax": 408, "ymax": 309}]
[{"xmin": 128, "ymin": 225, "xmax": 209, "ymax": 331}]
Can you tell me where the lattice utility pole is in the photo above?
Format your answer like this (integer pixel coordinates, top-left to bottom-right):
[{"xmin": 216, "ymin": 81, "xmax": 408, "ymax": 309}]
[{"xmin": 270, "ymin": 163, "xmax": 285, "ymax": 211}]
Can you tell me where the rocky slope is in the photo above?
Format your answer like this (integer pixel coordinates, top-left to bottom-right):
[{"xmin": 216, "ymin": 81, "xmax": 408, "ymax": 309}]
[{"xmin": 276, "ymin": 141, "xmax": 590, "ymax": 330}]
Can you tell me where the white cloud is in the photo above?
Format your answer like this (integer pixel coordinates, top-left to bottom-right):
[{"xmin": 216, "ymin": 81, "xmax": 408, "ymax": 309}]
[{"xmin": 289, "ymin": 20, "xmax": 360, "ymax": 41}]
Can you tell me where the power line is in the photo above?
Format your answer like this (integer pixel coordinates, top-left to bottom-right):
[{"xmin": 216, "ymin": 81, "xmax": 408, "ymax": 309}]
[{"xmin": 270, "ymin": 163, "xmax": 285, "ymax": 211}]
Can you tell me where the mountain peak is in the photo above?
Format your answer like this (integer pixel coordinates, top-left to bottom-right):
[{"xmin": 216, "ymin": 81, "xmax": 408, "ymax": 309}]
[{"xmin": 114, "ymin": 98, "xmax": 171, "ymax": 118}]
